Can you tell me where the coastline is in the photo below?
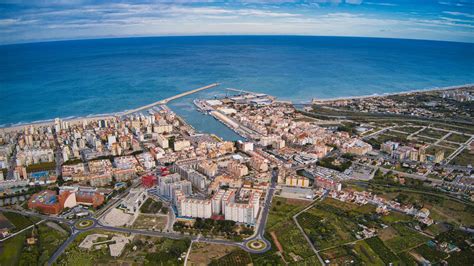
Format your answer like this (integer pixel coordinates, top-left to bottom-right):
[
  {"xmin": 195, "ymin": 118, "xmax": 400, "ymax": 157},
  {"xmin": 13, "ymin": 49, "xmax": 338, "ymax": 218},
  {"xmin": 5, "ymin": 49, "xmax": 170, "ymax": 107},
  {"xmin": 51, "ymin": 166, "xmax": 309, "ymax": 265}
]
[
  {"xmin": 310, "ymin": 83, "xmax": 474, "ymax": 103},
  {"xmin": 1, "ymin": 83, "xmax": 472, "ymax": 132}
]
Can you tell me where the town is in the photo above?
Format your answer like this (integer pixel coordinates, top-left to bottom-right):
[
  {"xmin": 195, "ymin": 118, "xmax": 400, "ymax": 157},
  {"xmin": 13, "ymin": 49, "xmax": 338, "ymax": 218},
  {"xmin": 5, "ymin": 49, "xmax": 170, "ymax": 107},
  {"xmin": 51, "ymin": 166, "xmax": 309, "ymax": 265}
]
[{"xmin": 0, "ymin": 85, "xmax": 473, "ymax": 265}]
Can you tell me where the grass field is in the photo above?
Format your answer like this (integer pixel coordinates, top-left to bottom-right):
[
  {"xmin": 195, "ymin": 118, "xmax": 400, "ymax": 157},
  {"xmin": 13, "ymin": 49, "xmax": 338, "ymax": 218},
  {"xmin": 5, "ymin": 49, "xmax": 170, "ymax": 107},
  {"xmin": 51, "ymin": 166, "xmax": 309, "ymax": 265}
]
[
  {"xmin": 265, "ymin": 197, "xmax": 316, "ymax": 263},
  {"xmin": 2, "ymin": 211, "xmax": 40, "ymax": 232},
  {"xmin": 353, "ymin": 240, "xmax": 386, "ymax": 265},
  {"xmin": 140, "ymin": 198, "xmax": 166, "ymax": 214},
  {"xmin": 418, "ymin": 128, "xmax": 447, "ymax": 139},
  {"xmin": 209, "ymin": 249, "xmax": 252, "ymax": 266},
  {"xmin": 267, "ymin": 197, "xmax": 309, "ymax": 230},
  {"xmin": 0, "ymin": 230, "xmax": 26, "ymax": 265},
  {"xmin": 0, "ymin": 222, "xmax": 69, "ymax": 266},
  {"xmin": 365, "ymin": 237, "xmax": 400, "ymax": 265},
  {"xmin": 57, "ymin": 230, "xmax": 191, "ymax": 265},
  {"xmin": 298, "ymin": 199, "xmax": 366, "ymax": 250},
  {"xmin": 451, "ymin": 149, "xmax": 474, "ymax": 167},
  {"xmin": 397, "ymin": 126, "xmax": 423, "ymax": 133},
  {"xmin": 413, "ymin": 244, "xmax": 448, "ymax": 263},
  {"xmin": 445, "ymin": 133, "xmax": 471, "ymax": 143},
  {"xmin": 384, "ymin": 223, "xmax": 430, "ymax": 253}
]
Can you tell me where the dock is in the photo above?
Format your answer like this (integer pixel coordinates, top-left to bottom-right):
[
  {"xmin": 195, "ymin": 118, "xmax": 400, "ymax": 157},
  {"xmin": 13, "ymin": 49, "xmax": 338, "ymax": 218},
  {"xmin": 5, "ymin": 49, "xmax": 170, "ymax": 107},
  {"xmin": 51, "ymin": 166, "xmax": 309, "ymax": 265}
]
[{"xmin": 121, "ymin": 83, "xmax": 220, "ymax": 116}]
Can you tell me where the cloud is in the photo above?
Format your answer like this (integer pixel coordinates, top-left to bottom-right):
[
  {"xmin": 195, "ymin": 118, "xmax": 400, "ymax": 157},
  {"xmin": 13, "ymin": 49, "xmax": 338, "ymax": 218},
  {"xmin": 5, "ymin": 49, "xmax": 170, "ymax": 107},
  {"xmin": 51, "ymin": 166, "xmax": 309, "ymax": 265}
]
[
  {"xmin": 443, "ymin": 11, "xmax": 474, "ymax": 19},
  {"xmin": 1, "ymin": 1, "xmax": 473, "ymax": 44}
]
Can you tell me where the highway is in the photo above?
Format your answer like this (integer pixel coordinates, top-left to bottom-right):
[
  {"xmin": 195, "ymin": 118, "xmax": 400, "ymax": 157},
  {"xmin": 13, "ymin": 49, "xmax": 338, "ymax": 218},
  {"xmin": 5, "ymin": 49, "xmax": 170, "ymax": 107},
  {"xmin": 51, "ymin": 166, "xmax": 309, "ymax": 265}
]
[{"xmin": 121, "ymin": 83, "xmax": 220, "ymax": 116}]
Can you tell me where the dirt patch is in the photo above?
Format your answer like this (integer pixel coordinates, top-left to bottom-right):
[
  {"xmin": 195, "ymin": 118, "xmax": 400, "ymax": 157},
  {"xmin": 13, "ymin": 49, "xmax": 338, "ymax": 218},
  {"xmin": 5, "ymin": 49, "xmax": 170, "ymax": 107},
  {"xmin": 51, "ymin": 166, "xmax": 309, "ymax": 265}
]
[
  {"xmin": 378, "ymin": 226, "xmax": 398, "ymax": 241},
  {"xmin": 187, "ymin": 242, "xmax": 237, "ymax": 266},
  {"xmin": 132, "ymin": 214, "xmax": 167, "ymax": 231},
  {"xmin": 286, "ymin": 198, "xmax": 311, "ymax": 206},
  {"xmin": 270, "ymin": 231, "xmax": 284, "ymax": 253}
]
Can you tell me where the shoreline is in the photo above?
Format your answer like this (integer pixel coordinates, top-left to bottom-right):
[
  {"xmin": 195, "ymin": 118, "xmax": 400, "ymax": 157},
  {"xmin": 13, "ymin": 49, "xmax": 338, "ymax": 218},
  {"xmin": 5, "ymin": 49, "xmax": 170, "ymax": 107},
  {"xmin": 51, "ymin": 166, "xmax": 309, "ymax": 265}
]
[
  {"xmin": 310, "ymin": 83, "xmax": 473, "ymax": 103},
  {"xmin": 1, "ymin": 83, "xmax": 472, "ymax": 132}
]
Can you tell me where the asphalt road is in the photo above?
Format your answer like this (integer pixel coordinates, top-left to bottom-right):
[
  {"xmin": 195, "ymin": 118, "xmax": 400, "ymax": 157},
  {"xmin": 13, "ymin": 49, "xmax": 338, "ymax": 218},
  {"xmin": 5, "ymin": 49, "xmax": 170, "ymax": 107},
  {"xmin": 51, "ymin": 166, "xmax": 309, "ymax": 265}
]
[{"xmin": 0, "ymin": 167, "xmax": 279, "ymax": 265}]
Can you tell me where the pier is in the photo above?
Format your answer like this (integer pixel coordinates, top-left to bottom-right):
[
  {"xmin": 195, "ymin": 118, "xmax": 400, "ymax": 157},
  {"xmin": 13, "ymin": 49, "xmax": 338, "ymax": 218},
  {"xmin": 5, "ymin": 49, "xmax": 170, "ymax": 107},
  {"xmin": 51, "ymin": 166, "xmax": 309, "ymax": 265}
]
[{"xmin": 121, "ymin": 83, "xmax": 220, "ymax": 116}]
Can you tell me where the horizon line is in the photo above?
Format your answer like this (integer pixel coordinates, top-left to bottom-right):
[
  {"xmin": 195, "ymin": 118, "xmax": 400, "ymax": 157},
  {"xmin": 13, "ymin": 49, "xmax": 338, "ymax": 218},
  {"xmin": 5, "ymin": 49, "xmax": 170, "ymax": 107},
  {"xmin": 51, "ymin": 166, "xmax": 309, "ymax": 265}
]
[{"xmin": 2, "ymin": 33, "xmax": 474, "ymax": 47}]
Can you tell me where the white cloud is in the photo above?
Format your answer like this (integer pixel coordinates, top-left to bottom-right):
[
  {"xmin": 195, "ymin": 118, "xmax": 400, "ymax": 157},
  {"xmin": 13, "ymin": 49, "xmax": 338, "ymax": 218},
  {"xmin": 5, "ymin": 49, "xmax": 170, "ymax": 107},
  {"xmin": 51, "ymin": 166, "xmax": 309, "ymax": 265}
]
[{"xmin": 443, "ymin": 11, "xmax": 474, "ymax": 19}]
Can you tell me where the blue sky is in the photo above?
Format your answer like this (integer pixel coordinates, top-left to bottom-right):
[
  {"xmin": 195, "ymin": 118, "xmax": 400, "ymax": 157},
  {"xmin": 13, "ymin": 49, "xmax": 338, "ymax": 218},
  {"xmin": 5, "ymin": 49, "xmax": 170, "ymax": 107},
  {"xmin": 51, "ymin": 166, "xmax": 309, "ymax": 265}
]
[{"xmin": 0, "ymin": 0, "xmax": 473, "ymax": 44}]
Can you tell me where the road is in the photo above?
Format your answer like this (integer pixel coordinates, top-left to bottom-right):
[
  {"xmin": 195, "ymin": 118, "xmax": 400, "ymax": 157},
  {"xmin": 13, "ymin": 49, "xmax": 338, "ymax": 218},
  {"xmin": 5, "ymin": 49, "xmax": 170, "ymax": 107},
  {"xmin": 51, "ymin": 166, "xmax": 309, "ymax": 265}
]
[{"xmin": 0, "ymin": 166, "xmax": 279, "ymax": 265}]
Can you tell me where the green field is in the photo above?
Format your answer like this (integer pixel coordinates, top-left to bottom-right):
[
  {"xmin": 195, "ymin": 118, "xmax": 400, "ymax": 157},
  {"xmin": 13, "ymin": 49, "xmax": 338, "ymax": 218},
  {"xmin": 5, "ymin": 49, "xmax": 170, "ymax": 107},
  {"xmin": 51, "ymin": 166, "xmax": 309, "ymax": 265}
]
[
  {"xmin": 451, "ymin": 149, "xmax": 474, "ymax": 167},
  {"xmin": 418, "ymin": 128, "xmax": 447, "ymax": 139},
  {"xmin": 2, "ymin": 211, "xmax": 40, "ymax": 232},
  {"xmin": 209, "ymin": 249, "xmax": 252, "ymax": 266},
  {"xmin": 265, "ymin": 197, "xmax": 316, "ymax": 263},
  {"xmin": 445, "ymin": 133, "xmax": 471, "ymax": 143},
  {"xmin": 0, "ymin": 230, "xmax": 26, "ymax": 265},
  {"xmin": 384, "ymin": 223, "xmax": 430, "ymax": 253},
  {"xmin": 0, "ymin": 222, "xmax": 69, "ymax": 266},
  {"xmin": 297, "ymin": 198, "xmax": 379, "ymax": 250},
  {"xmin": 140, "ymin": 198, "xmax": 165, "ymax": 214},
  {"xmin": 56, "ymin": 230, "xmax": 191, "ymax": 266},
  {"xmin": 365, "ymin": 237, "xmax": 400, "ymax": 264},
  {"xmin": 413, "ymin": 244, "xmax": 448, "ymax": 263}
]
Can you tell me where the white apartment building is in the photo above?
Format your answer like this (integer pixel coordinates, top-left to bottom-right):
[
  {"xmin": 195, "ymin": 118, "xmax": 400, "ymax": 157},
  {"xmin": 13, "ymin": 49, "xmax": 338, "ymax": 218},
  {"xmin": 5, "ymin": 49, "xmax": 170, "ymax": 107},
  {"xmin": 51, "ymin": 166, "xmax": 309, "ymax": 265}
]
[{"xmin": 180, "ymin": 198, "xmax": 212, "ymax": 219}]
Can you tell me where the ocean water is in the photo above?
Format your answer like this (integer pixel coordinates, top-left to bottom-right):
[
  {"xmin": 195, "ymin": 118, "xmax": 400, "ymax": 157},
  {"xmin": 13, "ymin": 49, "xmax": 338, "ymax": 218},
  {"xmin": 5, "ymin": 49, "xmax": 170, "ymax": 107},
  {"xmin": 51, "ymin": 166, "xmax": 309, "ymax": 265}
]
[{"xmin": 1, "ymin": 36, "xmax": 473, "ymax": 140}]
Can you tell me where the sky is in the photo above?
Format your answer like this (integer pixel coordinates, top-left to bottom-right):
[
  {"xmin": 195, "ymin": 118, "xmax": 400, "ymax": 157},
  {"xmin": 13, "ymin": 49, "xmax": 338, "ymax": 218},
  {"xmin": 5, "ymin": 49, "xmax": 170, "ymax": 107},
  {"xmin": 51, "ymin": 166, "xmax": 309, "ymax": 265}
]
[{"xmin": 0, "ymin": 0, "xmax": 473, "ymax": 44}]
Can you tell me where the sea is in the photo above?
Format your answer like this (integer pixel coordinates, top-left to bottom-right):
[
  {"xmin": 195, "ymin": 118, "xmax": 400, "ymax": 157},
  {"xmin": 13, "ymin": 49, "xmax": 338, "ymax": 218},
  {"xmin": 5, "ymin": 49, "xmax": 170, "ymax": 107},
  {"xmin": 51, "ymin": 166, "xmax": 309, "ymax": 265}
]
[{"xmin": 1, "ymin": 36, "xmax": 473, "ymax": 140}]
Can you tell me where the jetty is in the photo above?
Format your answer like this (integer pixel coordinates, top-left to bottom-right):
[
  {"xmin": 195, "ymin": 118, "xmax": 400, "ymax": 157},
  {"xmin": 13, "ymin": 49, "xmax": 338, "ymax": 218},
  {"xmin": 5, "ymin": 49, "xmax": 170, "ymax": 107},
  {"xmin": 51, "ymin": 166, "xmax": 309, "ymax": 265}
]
[{"xmin": 121, "ymin": 83, "xmax": 220, "ymax": 116}]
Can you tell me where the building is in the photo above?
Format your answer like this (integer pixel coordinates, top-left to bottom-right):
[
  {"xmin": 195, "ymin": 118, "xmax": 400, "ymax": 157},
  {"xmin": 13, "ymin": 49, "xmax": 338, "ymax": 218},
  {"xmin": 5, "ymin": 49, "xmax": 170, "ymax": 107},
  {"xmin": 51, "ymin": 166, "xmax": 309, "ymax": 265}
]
[
  {"xmin": 227, "ymin": 161, "xmax": 248, "ymax": 178},
  {"xmin": 141, "ymin": 174, "xmax": 157, "ymax": 188},
  {"xmin": 285, "ymin": 176, "xmax": 310, "ymax": 188},
  {"xmin": 341, "ymin": 139, "xmax": 372, "ymax": 155},
  {"xmin": 156, "ymin": 134, "xmax": 169, "ymax": 149},
  {"xmin": 28, "ymin": 190, "xmax": 62, "ymax": 215},
  {"xmin": 173, "ymin": 140, "xmax": 191, "ymax": 151},
  {"xmin": 197, "ymin": 161, "xmax": 218, "ymax": 177},
  {"xmin": 381, "ymin": 141, "xmax": 399, "ymax": 154},
  {"xmin": 237, "ymin": 141, "xmax": 254, "ymax": 152},
  {"xmin": 29, "ymin": 187, "xmax": 105, "ymax": 215},
  {"xmin": 223, "ymin": 190, "xmax": 260, "ymax": 224},
  {"xmin": 249, "ymin": 155, "xmax": 269, "ymax": 172},
  {"xmin": 120, "ymin": 188, "xmax": 147, "ymax": 214},
  {"xmin": 60, "ymin": 186, "xmax": 105, "ymax": 208},
  {"xmin": 314, "ymin": 176, "xmax": 342, "ymax": 191},
  {"xmin": 180, "ymin": 198, "xmax": 212, "ymax": 219}
]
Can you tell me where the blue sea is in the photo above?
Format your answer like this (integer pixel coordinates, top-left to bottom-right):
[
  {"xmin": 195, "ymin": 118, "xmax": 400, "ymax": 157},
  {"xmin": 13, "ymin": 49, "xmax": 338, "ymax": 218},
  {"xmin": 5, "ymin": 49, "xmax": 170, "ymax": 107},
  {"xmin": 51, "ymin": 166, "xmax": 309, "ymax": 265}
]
[{"xmin": 1, "ymin": 36, "xmax": 473, "ymax": 140}]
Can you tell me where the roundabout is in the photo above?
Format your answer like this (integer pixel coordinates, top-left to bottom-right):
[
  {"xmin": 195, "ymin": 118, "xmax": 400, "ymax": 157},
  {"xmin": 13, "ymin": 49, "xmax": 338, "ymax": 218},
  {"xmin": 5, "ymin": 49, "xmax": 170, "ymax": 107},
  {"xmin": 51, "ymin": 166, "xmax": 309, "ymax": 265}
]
[
  {"xmin": 74, "ymin": 218, "xmax": 96, "ymax": 230},
  {"xmin": 245, "ymin": 239, "xmax": 268, "ymax": 251}
]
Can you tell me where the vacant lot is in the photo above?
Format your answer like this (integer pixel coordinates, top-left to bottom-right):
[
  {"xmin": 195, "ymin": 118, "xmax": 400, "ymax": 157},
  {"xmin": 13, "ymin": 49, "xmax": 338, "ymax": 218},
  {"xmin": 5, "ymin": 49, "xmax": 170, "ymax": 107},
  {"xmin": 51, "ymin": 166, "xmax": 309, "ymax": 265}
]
[
  {"xmin": 419, "ymin": 128, "xmax": 446, "ymax": 139},
  {"xmin": 451, "ymin": 149, "xmax": 474, "ymax": 167},
  {"xmin": 188, "ymin": 242, "xmax": 238, "ymax": 265},
  {"xmin": 445, "ymin": 133, "xmax": 471, "ymax": 143},
  {"xmin": 132, "ymin": 214, "xmax": 167, "ymax": 231},
  {"xmin": 140, "ymin": 198, "xmax": 167, "ymax": 214}
]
